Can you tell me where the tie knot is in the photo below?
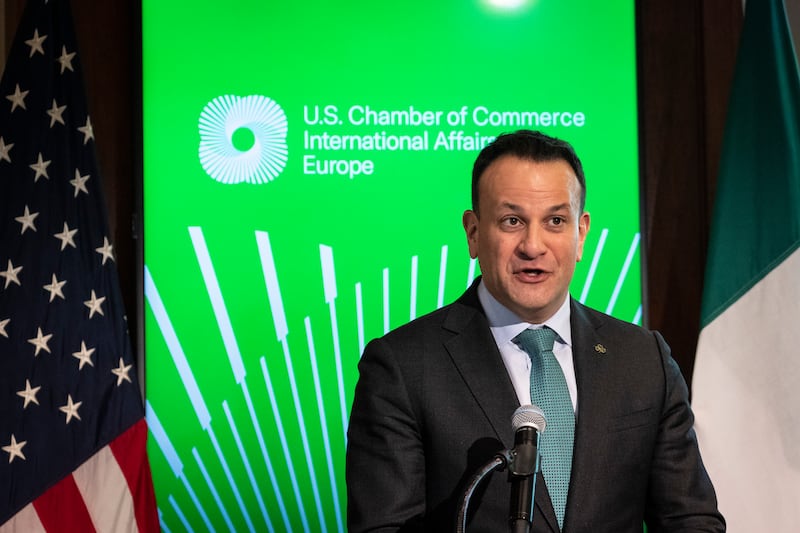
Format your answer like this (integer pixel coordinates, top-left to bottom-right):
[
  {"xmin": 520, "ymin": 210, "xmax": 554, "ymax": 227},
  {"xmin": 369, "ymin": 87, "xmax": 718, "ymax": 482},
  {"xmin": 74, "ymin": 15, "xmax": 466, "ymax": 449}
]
[{"xmin": 514, "ymin": 327, "xmax": 557, "ymax": 356}]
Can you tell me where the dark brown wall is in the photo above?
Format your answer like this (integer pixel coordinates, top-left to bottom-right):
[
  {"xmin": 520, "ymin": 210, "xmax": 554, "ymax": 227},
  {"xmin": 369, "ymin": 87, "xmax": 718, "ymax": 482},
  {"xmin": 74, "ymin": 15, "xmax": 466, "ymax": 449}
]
[{"xmin": 3, "ymin": 0, "xmax": 744, "ymax": 389}]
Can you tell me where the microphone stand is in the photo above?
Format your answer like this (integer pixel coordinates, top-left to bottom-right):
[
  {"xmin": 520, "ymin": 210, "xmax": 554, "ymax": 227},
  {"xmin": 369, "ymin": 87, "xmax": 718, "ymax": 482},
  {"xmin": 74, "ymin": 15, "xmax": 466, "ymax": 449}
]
[
  {"xmin": 507, "ymin": 426, "xmax": 541, "ymax": 533},
  {"xmin": 455, "ymin": 449, "xmax": 512, "ymax": 533},
  {"xmin": 455, "ymin": 405, "xmax": 544, "ymax": 533}
]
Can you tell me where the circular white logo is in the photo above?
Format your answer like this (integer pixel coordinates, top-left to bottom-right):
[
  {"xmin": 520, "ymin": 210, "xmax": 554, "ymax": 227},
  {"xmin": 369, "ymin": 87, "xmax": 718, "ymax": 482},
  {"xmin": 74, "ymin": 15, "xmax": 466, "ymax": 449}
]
[{"xmin": 198, "ymin": 95, "xmax": 288, "ymax": 184}]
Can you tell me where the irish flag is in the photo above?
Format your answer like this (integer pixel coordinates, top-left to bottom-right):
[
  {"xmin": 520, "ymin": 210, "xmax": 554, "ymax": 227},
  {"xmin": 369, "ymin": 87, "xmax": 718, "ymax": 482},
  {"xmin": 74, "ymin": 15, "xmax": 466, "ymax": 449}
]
[{"xmin": 692, "ymin": 0, "xmax": 800, "ymax": 530}]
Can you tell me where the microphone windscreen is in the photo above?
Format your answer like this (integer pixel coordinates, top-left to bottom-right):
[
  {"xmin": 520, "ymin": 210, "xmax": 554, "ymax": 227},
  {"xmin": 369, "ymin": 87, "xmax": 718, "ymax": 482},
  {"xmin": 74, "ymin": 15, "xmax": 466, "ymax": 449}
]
[{"xmin": 512, "ymin": 404, "xmax": 546, "ymax": 433}]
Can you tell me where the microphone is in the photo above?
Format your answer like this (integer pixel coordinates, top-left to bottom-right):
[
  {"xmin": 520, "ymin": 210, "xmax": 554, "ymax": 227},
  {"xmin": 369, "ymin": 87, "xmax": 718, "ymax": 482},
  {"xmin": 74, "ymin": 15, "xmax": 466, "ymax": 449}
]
[{"xmin": 508, "ymin": 405, "xmax": 546, "ymax": 533}]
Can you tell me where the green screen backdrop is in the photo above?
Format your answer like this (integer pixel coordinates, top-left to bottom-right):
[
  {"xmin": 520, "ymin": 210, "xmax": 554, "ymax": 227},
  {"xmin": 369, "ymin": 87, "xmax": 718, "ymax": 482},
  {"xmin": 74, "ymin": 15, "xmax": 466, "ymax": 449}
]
[{"xmin": 142, "ymin": 1, "xmax": 641, "ymax": 531}]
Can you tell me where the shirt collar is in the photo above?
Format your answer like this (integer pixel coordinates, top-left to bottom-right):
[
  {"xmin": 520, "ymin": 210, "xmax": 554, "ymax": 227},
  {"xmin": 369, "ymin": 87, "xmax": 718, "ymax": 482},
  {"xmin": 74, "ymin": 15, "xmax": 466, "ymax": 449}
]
[{"xmin": 477, "ymin": 280, "xmax": 572, "ymax": 347}]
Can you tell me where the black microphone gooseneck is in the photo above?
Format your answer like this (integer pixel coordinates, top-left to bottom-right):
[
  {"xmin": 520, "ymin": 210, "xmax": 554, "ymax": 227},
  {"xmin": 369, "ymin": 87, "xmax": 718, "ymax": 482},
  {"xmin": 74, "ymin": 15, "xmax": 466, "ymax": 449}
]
[{"xmin": 507, "ymin": 405, "xmax": 546, "ymax": 533}]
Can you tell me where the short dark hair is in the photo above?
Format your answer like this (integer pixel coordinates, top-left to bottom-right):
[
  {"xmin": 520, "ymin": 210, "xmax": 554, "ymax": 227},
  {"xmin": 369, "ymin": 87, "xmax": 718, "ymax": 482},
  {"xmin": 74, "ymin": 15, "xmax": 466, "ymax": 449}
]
[{"xmin": 471, "ymin": 129, "xmax": 586, "ymax": 214}]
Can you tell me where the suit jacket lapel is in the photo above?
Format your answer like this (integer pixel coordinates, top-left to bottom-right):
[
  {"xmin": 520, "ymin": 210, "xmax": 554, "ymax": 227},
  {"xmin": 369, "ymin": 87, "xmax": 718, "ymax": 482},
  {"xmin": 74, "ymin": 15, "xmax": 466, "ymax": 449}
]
[
  {"xmin": 441, "ymin": 284, "xmax": 520, "ymax": 448},
  {"xmin": 566, "ymin": 299, "xmax": 608, "ymax": 529}
]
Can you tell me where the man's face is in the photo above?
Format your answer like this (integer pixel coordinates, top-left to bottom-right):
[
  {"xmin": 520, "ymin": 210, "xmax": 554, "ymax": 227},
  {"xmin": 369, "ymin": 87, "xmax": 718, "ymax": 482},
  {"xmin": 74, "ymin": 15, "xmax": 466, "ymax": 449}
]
[{"xmin": 463, "ymin": 155, "xmax": 590, "ymax": 324}]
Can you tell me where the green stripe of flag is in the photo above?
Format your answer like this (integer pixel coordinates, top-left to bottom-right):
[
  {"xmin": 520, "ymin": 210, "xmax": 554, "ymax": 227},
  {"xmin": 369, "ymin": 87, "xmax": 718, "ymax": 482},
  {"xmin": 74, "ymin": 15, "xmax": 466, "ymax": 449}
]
[{"xmin": 700, "ymin": 0, "xmax": 800, "ymax": 327}]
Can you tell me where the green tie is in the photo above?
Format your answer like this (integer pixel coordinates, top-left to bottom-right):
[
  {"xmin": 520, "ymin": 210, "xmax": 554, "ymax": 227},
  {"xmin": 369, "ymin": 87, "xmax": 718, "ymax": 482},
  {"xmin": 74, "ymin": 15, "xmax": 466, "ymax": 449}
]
[{"xmin": 514, "ymin": 327, "xmax": 574, "ymax": 530}]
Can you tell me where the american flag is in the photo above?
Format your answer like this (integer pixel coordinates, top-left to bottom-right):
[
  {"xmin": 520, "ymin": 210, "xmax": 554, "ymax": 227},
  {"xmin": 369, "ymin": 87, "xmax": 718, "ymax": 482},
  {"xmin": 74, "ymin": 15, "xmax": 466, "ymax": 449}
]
[{"xmin": 0, "ymin": 0, "xmax": 158, "ymax": 531}]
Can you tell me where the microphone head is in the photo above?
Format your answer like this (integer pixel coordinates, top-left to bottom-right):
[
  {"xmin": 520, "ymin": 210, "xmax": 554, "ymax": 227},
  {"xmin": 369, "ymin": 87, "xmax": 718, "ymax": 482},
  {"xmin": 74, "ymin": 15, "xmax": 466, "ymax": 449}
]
[{"xmin": 512, "ymin": 404, "xmax": 546, "ymax": 433}]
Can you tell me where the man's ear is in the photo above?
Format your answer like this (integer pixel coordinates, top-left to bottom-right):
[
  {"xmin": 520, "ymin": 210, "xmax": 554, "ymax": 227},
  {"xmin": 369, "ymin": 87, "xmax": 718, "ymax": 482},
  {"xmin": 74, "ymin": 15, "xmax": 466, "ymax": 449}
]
[
  {"xmin": 463, "ymin": 210, "xmax": 479, "ymax": 259},
  {"xmin": 576, "ymin": 211, "xmax": 591, "ymax": 262}
]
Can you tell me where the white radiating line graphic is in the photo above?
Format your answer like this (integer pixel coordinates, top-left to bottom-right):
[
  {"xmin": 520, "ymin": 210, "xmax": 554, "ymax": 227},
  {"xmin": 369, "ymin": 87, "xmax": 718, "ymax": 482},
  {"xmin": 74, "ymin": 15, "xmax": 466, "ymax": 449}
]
[
  {"xmin": 168, "ymin": 495, "xmax": 192, "ymax": 533},
  {"xmin": 606, "ymin": 232, "xmax": 640, "ymax": 315},
  {"xmin": 382, "ymin": 268, "xmax": 390, "ymax": 334},
  {"xmin": 146, "ymin": 401, "xmax": 216, "ymax": 532},
  {"xmin": 319, "ymin": 245, "xmax": 348, "ymax": 444},
  {"xmin": 467, "ymin": 257, "xmax": 478, "ymax": 288},
  {"xmin": 206, "ymin": 422, "xmax": 255, "ymax": 531},
  {"xmin": 410, "ymin": 255, "xmax": 419, "ymax": 320},
  {"xmin": 145, "ymin": 266, "xmax": 253, "ymax": 531},
  {"xmin": 437, "ymin": 245, "xmax": 448, "ymax": 308},
  {"xmin": 158, "ymin": 509, "xmax": 172, "ymax": 533},
  {"xmin": 355, "ymin": 282, "xmax": 365, "ymax": 356},
  {"xmin": 260, "ymin": 357, "xmax": 310, "ymax": 532},
  {"xmin": 222, "ymin": 401, "xmax": 273, "ymax": 533},
  {"xmin": 198, "ymin": 95, "xmax": 288, "ymax": 184},
  {"xmin": 257, "ymin": 231, "xmax": 324, "ymax": 532},
  {"xmin": 193, "ymin": 447, "xmax": 236, "ymax": 532},
  {"xmin": 580, "ymin": 228, "xmax": 608, "ymax": 304},
  {"xmin": 304, "ymin": 317, "xmax": 345, "ymax": 533},
  {"xmin": 632, "ymin": 304, "xmax": 643, "ymax": 325},
  {"xmin": 144, "ymin": 267, "xmax": 210, "ymax": 428},
  {"xmin": 189, "ymin": 226, "xmax": 292, "ymax": 531}
]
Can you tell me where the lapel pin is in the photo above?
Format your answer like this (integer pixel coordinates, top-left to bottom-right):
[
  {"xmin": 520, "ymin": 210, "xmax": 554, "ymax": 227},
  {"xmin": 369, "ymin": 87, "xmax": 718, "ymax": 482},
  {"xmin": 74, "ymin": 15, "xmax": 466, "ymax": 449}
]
[{"xmin": 594, "ymin": 343, "xmax": 607, "ymax": 354}]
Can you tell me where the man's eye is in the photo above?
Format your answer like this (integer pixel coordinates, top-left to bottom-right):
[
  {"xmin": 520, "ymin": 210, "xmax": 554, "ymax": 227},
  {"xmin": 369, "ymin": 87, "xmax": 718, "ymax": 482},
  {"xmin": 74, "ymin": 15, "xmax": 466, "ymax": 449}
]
[
  {"xmin": 504, "ymin": 217, "xmax": 521, "ymax": 226},
  {"xmin": 551, "ymin": 216, "xmax": 565, "ymax": 226}
]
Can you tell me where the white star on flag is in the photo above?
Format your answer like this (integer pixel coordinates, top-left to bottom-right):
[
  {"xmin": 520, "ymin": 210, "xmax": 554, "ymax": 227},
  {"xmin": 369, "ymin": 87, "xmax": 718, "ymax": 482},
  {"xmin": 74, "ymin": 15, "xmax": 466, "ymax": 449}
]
[
  {"xmin": 0, "ymin": 136, "xmax": 13, "ymax": 162},
  {"xmin": 95, "ymin": 237, "xmax": 114, "ymax": 265},
  {"xmin": 46, "ymin": 98, "xmax": 66, "ymax": 127},
  {"xmin": 16, "ymin": 380, "xmax": 41, "ymax": 409},
  {"xmin": 71, "ymin": 341, "xmax": 95, "ymax": 370},
  {"xmin": 14, "ymin": 205, "xmax": 39, "ymax": 234},
  {"xmin": 6, "ymin": 84, "xmax": 28, "ymax": 112},
  {"xmin": 54, "ymin": 221, "xmax": 78, "ymax": 250},
  {"xmin": 2, "ymin": 435, "xmax": 27, "ymax": 464},
  {"xmin": 111, "ymin": 358, "xmax": 133, "ymax": 386},
  {"xmin": 56, "ymin": 45, "xmax": 76, "ymax": 74},
  {"xmin": 77, "ymin": 115, "xmax": 93, "ymax": 144},
  {"xmin": 0, "ymin": 259, "xmax": 23, "ymax": 289},
  {"xmin": 27, "ymin": 327, "xmax": 53, "ymax": 357},
  {"xmin": 0, "ymin": 318, "xmax": 9, "ymax": 338},
  {"xmin": 29, "ymin": 152, "xmax": 50, "ymax": 181},
  {"xmin": 23, "ymin": 28, "xmax": 46, "ymax": 57},
  {"xmin": 70, "ymin": 168, "xmax": 90, "ymax": 197},
  {"xmin": 84, "ymin": 289, "xmax": 106, "ymax": 318},
  {"xmin": 59, "ymin": 395, "xmax": 82, "ymax": 424},
  {"xmin": 43, "ymin": 273, "xmax": 66, "ymax": 302}
]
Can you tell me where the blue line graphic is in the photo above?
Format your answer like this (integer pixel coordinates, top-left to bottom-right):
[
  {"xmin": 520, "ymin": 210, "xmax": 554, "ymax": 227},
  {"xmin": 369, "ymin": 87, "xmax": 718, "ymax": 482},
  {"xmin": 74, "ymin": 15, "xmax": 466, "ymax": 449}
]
[
  {"xmin": 467, "ymin": 257, "xmax": 478, "ymax": 288},
  {"xmin": 190, "ymin": 226, "xmax": 293, "ymax": 529},
  {"xmin": 168, "ymin": 495, "xmax": 193, "ymax": 533},
  {"xmin": 158, "ymin": 508, "xmax": 172, "ymax": 533},
  {"xmin": 144, "ymin": 266, "xmax": 211, "ymax": 428},
  {"xmin": 606, "ymin": 233, "xmax": 640, "ymax": 315},
  {"xmin": 240, "ymin": 381, "xmax": 292, "ymax": 532},
  {"xmin": 304, "ymin": 317, "xmax": 345, "ymax": 532},
  {"xmin": 437, "ymin": 245, "xmax": 448, "ymax": 308},
  {"xmin": 355, "ymin": 282, "xmax": 365, "ymax": 356},
  {"xmin": 256, "ymin": 231, "xmax": 325, "ymax": 530},
  {"xmin": 188, "ymin": 226, "xmax": 246, "ymax": 383},
  {"xmin": 255, "ymin": 231, "xmax": 289, "ymax": 339},
  {"xmin": 382, "ymin": 268, "xmax": 390, "ymax": 334},
  {"xmin": 206, "ymin": 426, "xmax": 256, "ymax": 532},
  {"xmin": 410, "ymin": 255, "xmax": 418, "ymax": 320},
  {"xmin": 319, "ymin": 245, "xmax": 349, "ymax": 445},
  {"xmin": 222, "ymin": 400, "xmax": 273, "ymax": 532},
  {"xmin": 260, "ymin": 357, "xmax": 311, "ymax": 533},
  {"xmin": 146, "ymin": 401, "xmax": 216, "ymax": 532},
  {"xmin": 146, "ymin": 263, "xmax": 253, "ymax": 531},
  {"xmin": 580, "ymin": 228, "xmax": 608, "ymax": 304},
  {"xmin": 193, "ymin": 447, "xmax": 236, "ymax": 532},
  {"xmin": 633, "ymin": 304, "xmax": 643, "ymax": 325}
]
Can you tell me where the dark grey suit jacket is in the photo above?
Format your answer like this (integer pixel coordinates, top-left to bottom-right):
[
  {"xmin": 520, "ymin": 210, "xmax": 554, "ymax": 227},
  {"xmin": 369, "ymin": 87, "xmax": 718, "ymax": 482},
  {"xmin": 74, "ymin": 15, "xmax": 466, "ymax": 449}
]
[{"xmin": 346, "ymin": 279, "xmax": 724, "ymax": 532}]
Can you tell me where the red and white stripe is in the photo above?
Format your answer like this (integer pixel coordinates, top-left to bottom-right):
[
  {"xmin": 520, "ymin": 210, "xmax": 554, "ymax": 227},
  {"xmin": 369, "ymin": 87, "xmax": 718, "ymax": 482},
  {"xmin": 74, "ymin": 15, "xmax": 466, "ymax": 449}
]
[{"xmin": 0, "ymin": 419, "xmax": 159, "ymax": 533}]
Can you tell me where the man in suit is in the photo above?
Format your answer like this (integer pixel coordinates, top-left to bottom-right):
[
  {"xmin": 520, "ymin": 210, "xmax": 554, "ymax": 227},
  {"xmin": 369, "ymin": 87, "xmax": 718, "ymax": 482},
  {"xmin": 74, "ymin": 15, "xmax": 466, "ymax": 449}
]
[{"xmin": 346, "ymin": 130, "xmax": 724, "ymax": 532}]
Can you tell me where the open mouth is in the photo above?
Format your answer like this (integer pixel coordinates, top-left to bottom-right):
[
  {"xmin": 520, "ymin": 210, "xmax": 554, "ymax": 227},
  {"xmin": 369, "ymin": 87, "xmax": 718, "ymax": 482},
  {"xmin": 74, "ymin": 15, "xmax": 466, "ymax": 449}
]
[{"xmin": 517, "ymin": 267, "xmax": 548, "ymax": 279}]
